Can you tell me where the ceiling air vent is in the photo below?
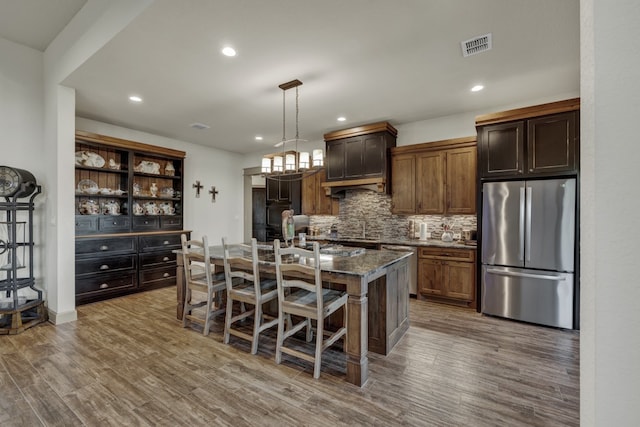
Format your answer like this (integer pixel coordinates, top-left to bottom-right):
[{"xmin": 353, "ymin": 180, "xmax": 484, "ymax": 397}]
[
  {"xmin": 461, "ymin": 33, "xmax": 492, "ymax": 57},
  {"xmin": 190, "ymin": 122, "xmax": 210, "ymax": 130}
]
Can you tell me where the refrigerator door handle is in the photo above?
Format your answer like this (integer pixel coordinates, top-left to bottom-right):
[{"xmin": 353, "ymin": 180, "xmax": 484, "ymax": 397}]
[
  {"xmin": 526, "ymin": 186, "xmax": 532, "ymax": 262},
  {"xmin": 485, "ymin": 267, "xmax": 567, "ymax": 281},
  {"xmin": 519, "ymin": 187, "xmax": 525, "ymax": 261}
]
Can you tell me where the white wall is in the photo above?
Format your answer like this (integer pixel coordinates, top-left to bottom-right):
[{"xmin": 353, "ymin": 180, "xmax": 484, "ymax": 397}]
[
  {"xmin": 395, "ymin": 93, "xmax": 579, "ymax": 147},
  {"xmin": 76, "ymin": 118, "xmax": 246, "ymax": 245},
  {"xmin": 581, "ymin": 0, "xmax": 640, "ymax": 425},
  {"xmin": 0, "ymin": 37, "xmax": 46, "ymax": 295}
]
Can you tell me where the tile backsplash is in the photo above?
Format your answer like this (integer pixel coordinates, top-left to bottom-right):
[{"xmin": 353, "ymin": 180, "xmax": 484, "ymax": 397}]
[{"xmin": 309, "ymin": 190, "xmax": 476, "ymax": 240}]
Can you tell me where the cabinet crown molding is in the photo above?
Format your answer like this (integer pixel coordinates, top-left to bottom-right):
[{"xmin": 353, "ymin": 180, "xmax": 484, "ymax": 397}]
[
  {"xmin": 324, "ymin": 121, "xmax": 397, "ymax": 141},
  {"xmin": 76, "ymin": 130, "xmax": 186, "ymax": 159},
  {"xmin": 391, "ymin": 136, "xmax": 476, "ymax": 155},
  {"xmin": 475, "ymin": 97, "xmax": 580, "ymax": 127}
]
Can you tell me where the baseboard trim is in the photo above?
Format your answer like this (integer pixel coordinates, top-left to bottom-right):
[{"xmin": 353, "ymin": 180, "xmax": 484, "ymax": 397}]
[{"xmin": 47, "ymin": 307, "xmax": 78, "ymax": 325}]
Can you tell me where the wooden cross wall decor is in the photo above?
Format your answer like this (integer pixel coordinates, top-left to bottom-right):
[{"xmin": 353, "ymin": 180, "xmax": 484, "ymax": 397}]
[
  {"xmin": 192, "ymin": 180, "xmax": 203, "ymax": 198},
  {"xmin": 209, "ymin": 186, "xmax": 219, "ymax": 202}
]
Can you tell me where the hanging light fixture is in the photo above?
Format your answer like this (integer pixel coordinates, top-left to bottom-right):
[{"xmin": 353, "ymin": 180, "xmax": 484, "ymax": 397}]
[{"xmin": 261, "ymin": 79, "xmax": 323, "ymax": 179}]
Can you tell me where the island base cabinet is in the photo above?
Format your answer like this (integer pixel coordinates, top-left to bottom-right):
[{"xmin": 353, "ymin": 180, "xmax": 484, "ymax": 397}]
[
  {"xmin": 368, "ymin": 257, "xmax": 410, "ymax": 355},
  {"xmin": 417, "ymin": 247, "xmax": 476, "ymax": 308},
  {"xmin": 321, "ymin": 257, "xmax": 410, "ymax": 356}
]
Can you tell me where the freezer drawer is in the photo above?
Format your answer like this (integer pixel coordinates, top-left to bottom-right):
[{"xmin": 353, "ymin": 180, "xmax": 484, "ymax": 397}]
[{"xmin": 481, "ymin": 265, "xmax": 574, "ymax": 329}]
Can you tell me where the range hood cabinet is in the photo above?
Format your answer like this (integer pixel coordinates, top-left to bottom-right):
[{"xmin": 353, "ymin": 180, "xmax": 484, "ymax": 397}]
[{"xmin": 322, "ymin": 122, "xmax": 397, "ymax": 196}]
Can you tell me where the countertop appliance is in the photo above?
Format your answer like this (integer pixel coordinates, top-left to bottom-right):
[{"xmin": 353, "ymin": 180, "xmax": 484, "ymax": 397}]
[
  {"xmin": 481, "ymin": 178, "xmax": 576, "ymax": 329},
  {"xmin": 380, "ymin": 244, "xmax": 417, "ymax": 296}
]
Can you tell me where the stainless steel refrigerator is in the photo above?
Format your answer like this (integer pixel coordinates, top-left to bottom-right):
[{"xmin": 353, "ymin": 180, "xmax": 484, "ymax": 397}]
[{"xmin": 481, "ymin": 178, "xmax": 576, "ymax": 329}]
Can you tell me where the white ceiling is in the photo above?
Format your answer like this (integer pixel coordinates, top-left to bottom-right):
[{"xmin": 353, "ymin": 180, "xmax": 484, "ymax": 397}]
[
  {"xmin": 1, "ymin": 0, "xmax": 579, "ymax": 155},
  {"xmin": 0, "ymin": 0, "xmax": 86, "ymax": 51}
]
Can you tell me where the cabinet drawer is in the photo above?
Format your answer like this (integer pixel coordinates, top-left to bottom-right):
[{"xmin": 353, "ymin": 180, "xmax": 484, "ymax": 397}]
[
  {"xmin": 76, "ymin": 236, "xmax": 137, "ymax": 255},
  {"xmin": 140, "ymin": 251, "xmax": 176, "ymax": 269},
  {"xmin": 418, "ymin": 247, "xmax": 475, "ymax": 262},
  {"xmin": 75, "ymin": 216, "xmax": 98, "ymax": 234},
  {"xmin": 160, "ymin": 216, "xmax": 182, "ymax": 229},
  {"xmin": 139, "ymin": 234, "xmax": 182, "ymax": 252},
  {"xmin": 76, "ymin": 255, "xmax": 137, "ymax": 276},
  {"xmin": 139, "ymin": 265, "xmax": 176, "ymax": 288},
  {"xmin": 99, "ymin": 216, "xmax": 131, "ymax": 233},
  {"xmin": 132, "ymin": 216, "xmax": 159, "ymax": 230},
  {"xmin": 76, "ymin": 271, "xmax": 137, "ymax": 296}
]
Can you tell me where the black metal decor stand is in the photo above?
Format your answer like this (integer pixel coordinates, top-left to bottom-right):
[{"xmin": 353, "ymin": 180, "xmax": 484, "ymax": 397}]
[{"xmin": 0, "ymin": 184, "xmax": 46, "ymax": 334}]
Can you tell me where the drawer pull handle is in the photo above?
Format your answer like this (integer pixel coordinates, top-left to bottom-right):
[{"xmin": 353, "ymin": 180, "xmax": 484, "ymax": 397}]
[
  {"xmin": 99, "ymin": 264, "xmax": 110, "ymax": 270},
  {"xmin": 163, "ymin": 257, "xmax": 170, "ymax": 262},
  {"xmin": 163, "ymin": 240, "xmax": 170, "ymax": 245},
  {"xmin": 100, "ymin": 245, "xmax": 109, "ymax": 251},
  {"xmin": 113, "ymin": 221, "xmax": 118, "ymax": 225},
  {"xmin": 99, "ymin": 283, "xmax": 109, "ymax": 289},
  {"xmin": 163, "ymin": 272, "xmax": 170, "ymax": 278},
  {"xmin": 144, "ymin": 220, "xmax": 149, "ymax": 224}
]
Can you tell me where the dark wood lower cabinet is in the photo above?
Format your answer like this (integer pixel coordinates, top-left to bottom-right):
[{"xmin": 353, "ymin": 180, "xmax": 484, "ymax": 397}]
[{"xmin": 75, "ymin": 231, "xmax": 187, "ymax": 305}]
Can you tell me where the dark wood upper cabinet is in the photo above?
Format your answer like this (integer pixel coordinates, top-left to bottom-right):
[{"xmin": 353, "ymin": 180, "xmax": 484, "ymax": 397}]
[
  {"xmin": 476, "ymin": 98, "xmax": 580, "ymax": 179},
  {"xmin": 324, "ymin": 122, "xmax": 397, "ymax": 184},
  {"xmin": 527, "ymin": 111, "xmax": 577, "ymax": 175},
  {"xmin": 266, "ymin": 174, "xmax": 301, "ymax": 212},
  {"xmin": 478, "ymin": 121, "xmax": 525, "ymax": 178}
]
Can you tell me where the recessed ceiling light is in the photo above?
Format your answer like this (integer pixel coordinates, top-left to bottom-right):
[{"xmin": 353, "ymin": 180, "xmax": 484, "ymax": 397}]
[
  {"xmin": 222, "ymin": 46, "xmax": 236, "ymax": 57},
  {"xmin": 129, "ymin": 95, "xmax": 143, "ymax": 102},
  {"xmin": 255, "ymin": 136, "xmax": 263, "ymax": 141},
  {"xmin": 337, "ymin": 116, "xmax": 346, "ymax": 122},
  {"xmin": 471, "ymin": 85, "xmax": 484, "ymax": 92}
]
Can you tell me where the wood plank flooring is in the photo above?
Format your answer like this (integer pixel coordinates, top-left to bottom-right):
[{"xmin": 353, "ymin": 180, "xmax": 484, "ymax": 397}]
[{"xmin": 0, "ymin": 287, "xmax": 579, "ymax": 426}]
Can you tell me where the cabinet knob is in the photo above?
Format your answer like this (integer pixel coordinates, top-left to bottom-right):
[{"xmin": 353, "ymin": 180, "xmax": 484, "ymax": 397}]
[
  {"xmin": 163, "ymin": 240, "xmax": 170, "ymax": 245},
  {"xmin": 163, "ymin": 272, "xmax": 170, "ymax": 278},
  {"xmin": 144, "ymin": 220, "xmax": 149, "ymax": 224},
  {"xmin": 100, "ymin": 245, "xmax": 109, "ymax": 251},
  {"xmin": 113, "ymin": 221, "xmax": 118, "ymax": 225},
  {"xmin": 99, "ymin": 264, "xmax": 110, "ymax": 270},
  {"xmin": 99, "ymin": 283, "xmax": 109, "ymax": 289},
  {"xmin": 163, "ymin": 257, "xmax": 170, "ymax": 262}
]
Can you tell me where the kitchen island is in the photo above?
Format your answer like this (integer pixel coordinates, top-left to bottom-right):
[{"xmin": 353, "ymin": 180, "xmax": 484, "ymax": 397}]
[{"xmin": 175, "ymin": 244, "xmax": 412, "ymax": 387}]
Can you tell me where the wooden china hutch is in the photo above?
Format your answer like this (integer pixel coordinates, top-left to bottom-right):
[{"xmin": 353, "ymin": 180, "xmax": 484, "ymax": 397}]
[{"xmin": 74, "ymin": 131, "xmax": 188, "ymax": 305}]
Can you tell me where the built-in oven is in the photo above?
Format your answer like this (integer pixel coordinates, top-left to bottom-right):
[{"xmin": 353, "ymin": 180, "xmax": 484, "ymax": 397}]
[{"xmin": 380, "ymin": 244, "xmax": 417, "ymax": 296}]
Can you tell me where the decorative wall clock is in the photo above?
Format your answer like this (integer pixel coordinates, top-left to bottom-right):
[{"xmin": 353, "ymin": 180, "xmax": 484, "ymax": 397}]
[{"xmin": 0, "ymin": 166, "xmax": 37, "ymax": 198}]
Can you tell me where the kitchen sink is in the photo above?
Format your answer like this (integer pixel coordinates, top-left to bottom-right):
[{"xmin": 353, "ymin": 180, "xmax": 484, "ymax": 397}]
[{"xmin": 318, "ymin": 244, "xmax": 365, "ymax": 257}]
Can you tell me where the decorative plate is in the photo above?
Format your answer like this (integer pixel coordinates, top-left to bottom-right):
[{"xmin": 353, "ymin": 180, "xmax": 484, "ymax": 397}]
[
  {"xmin": 134, "ymin": 160, "xmax": 161, "ymax": 174},
  {"xmin": 75, "ymin": 151, "xmax": 105, "ymax": 168},
  {"xmin": 77, "ymin": 179, "xmax": 99, "ymax": 194},
  {"xmin": 160, "ymin": 187, "xmax": 174, "ymax": 198}
]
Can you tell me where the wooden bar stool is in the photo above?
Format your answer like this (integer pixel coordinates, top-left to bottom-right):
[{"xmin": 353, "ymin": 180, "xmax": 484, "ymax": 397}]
[
  {"xmin": 181, "ymin": 234, "xmax": 226, "ymax": 336},
  {"xmin": 273, "ymin": 240, "xmax": 348, "ymax": 379},
  {"xmin": 221, "ymin": 237, "xmax": 279, "ymax": 354}
]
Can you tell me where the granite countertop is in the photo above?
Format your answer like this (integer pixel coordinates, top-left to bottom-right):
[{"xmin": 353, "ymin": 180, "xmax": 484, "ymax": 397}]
[
  {"xmin": 307, "ymin": 235, "xmax": 476, "ymax": 250},
  {"xmin": 179, "ymin": 244, "xmax": 413, "ymax": 278}
]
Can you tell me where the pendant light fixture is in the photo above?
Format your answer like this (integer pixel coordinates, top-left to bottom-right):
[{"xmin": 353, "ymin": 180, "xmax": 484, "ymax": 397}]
[{"xmin": 261, "ymin": 79, "xmax": 323, "ymax": 179}]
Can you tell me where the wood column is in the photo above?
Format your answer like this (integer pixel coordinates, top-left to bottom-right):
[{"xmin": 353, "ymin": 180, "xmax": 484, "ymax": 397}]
[{"xmin": 345, "ymin": 276, "xmax": 369, "ymax": 386}]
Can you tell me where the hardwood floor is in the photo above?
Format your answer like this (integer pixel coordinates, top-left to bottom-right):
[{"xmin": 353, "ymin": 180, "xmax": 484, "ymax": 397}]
[{"xmin": 0, "ymin": 287, "xmax": 579, "ymax": 426}]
